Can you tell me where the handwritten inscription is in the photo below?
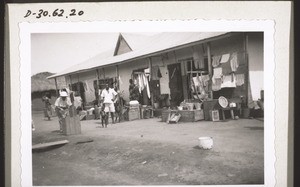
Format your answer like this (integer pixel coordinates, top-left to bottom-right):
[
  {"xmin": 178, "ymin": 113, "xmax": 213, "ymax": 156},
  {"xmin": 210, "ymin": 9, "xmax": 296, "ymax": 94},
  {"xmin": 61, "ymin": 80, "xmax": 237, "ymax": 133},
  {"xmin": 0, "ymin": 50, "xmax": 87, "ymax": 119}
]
[{"xmin": 24, "ymin": 9, "xmax": 84, "ymax": 19}]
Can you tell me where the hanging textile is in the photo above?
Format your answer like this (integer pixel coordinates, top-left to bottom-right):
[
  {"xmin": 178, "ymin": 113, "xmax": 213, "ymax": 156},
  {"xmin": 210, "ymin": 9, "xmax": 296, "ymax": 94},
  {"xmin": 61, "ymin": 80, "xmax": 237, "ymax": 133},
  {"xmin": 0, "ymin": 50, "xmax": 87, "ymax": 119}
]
[
  {"xmin": 157, "ymin": 67, "xmax": 162, "ymax": 78},
  {"xmin": 221, "ymin": 74, "xmax": 236, "ymax": 88},
  {"xmin": 202, "ymin": 75, "xmax": 210, "ymax": 87},
  {"xmin": 220, "ymin": 53, "xmax": 230, "ymax": 63},
  {"xmin": 138, "ymin": 74, "xmax": 144, "ymax": 93},
  {"xmin": 221, "ymin": 61, "xmax": 232, "ymax": 75},
  {"xmin": 144, "ymin": 68, "xmax": 150, "ymax": 74},
  {"xmin": 230, "ymin": 52, "xmax": 239, "ymax": 72},
  {"xmin": 194, "ymin": 59, "xmax": 200, "ymax": 69},
  {"xmin": 142, "ymin": 74, "xmax": 150, "ymax": 99},
  {"xmin": 236, "ymin": 74, "xmax": 245, "ymax": 86},
  {"xmin": 146, "ymin": 79, "xmax": 150, "ymax": 99},
  {"xmin": 213, "ymin": 67, "xmax": 222, "ymax": 79},
  {"xmin": 85, "ymin": 80, "xmax": 93, "ymax": 92},
  {"xmin": 212, "ymin": 78, "xmax": 222, "ymax": 91},
  {"xmin": 83, "ymin": 82, "xmax": 88, "ymax": 91},
  {"xmin": 212, "ymin": 55, "xmax": 221, "ymax": 67},
  {"xmin": 151, "ymin": 66, "xmax": 162, "ymax": 80},
  {"xmin": 198, "ymin": 59, "xmax": 205, "ymax": 69}
]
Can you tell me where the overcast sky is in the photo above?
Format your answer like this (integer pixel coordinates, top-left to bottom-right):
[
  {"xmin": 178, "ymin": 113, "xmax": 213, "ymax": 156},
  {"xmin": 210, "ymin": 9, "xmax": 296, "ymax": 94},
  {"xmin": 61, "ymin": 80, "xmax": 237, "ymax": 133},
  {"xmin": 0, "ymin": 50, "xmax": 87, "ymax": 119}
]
[
  {"xmin": 31, "ymin": 32, "xmax": 160, "ymax": 76},
  {"xmin": 31, "ymin": 33, "xmax": 120, "ymax": 75}
]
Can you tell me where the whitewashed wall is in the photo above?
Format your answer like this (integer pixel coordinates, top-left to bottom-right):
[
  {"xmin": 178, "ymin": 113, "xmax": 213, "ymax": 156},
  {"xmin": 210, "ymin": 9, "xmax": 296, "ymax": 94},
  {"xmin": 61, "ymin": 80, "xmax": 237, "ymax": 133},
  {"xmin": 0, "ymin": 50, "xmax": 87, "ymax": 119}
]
[{"xmin": 247, "ymin": 33, "xmax": 264, "ymax": 100}]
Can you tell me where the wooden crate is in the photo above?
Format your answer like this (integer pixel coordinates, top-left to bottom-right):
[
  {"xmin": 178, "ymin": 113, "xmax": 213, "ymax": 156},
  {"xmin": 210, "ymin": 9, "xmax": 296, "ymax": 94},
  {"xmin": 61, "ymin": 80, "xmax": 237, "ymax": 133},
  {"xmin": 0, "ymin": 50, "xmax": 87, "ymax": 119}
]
[
  {"xmin": 178, "ymin": 110, "xmax": 204, "ymax": 122},
  {"xmin": 128, "ymin": 108, "xmax": 140, "ymax": 121},
  {"xmin": 62, "ymin": 115, "xmax": 81, "ymax": 135},
  {"xmin": 161, "ymin": 109, "xmax": 204, "ymax": 122}
]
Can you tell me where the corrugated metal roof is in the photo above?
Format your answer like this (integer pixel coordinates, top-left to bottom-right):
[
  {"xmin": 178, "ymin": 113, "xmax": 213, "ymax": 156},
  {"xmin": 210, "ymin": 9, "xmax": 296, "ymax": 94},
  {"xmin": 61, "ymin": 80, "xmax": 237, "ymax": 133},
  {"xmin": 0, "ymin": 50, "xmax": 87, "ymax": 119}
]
[{"xmin": 48, "ymin": 32, "xmax": 228, "ymax": 79}]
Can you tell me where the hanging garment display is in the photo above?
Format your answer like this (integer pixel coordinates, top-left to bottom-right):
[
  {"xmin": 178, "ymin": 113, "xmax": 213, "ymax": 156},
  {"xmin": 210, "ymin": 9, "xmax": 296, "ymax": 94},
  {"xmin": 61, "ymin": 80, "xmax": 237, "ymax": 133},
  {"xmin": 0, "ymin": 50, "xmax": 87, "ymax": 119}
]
[
  {"xmin": 151, "ymin": 66, "xmax": 162, "ymax": 80},
  {"xmin": 212, "ymin": 55, "xmax": 221, "ymax": 67},
  {"xmin": 138, "ymin": 74, "xmax": 144, "ymax": 93},
  {"xmin": 213, "ymin": 67, "xmax": 223, "ymax": 80},
  {"xmin": 199, "ymin": 59, "xmax": 205, "ymax": 69},
  {"xmin": 202, "ymin": 75, "xmax": 210, "ymax": 87},
  {"xmin": 230, "ymin": 52, "xmax": 239, "ymax": 72},
  {"xmin": 192, "ymin": 76, "xmax": 201, "ymax": 87},
  {"xmin": 212, "ymin": 78, "xmax": 222, "ymax": 91},
  {"xmin": 221, "ymin": 74, "xmax": 236, "ymax": 88},
  {"xmin": 236, "ymin": 73, "xmax": 245, "ymax": 86},
  {"xmin": 85, "ymin": 80, "xmax": 93, "ymax": 92},
  {"xmin": 220, "ymin": 53, "xmax": 230, "ymax": 63}
]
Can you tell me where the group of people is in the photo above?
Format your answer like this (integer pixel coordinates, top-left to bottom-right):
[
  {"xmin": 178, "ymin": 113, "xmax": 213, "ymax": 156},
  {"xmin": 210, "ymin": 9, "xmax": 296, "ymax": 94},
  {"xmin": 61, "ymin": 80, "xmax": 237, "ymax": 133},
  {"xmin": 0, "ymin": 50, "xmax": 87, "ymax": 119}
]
[{"xmin": 39, "ymin": 83, "xmax": 120, "ymax": 132}]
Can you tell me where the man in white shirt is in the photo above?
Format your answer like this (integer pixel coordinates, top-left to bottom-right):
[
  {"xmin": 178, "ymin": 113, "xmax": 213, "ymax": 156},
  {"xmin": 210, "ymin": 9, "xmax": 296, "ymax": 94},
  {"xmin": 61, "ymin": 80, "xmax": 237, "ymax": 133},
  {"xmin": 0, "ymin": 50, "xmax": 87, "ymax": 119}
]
[
  {"xmin": 100, "ymin": 83, "xmax": 118, "ymax": 125},
  {"xmin": 55, "ymin": 91, "xmax": 72, "ymax": 132}
]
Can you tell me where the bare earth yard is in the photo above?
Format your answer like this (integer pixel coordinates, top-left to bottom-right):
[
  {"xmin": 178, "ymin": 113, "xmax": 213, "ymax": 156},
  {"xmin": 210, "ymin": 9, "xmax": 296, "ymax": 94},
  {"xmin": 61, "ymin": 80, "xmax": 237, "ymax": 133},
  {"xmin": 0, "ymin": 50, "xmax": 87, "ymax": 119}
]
[{"xmin": 32, "ymin": 111, "xmax": 264, "ymax": 185}]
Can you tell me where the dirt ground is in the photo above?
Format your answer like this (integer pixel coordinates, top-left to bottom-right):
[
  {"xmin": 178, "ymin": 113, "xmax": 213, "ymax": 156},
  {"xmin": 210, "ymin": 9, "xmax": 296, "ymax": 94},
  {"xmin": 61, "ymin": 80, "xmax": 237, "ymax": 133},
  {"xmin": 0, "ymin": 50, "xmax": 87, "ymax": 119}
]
[{"xmin": 32, "ymin": 110, "xmax": 264, "ymax": 185}]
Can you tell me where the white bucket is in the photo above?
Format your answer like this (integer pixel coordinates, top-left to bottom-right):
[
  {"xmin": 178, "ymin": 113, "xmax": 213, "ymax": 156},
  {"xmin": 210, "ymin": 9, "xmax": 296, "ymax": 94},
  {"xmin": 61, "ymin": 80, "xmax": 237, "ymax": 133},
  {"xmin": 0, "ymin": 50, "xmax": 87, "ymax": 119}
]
[{"xmin": 198, "ymin": 137, "xmax": 213, "ymax": 149}]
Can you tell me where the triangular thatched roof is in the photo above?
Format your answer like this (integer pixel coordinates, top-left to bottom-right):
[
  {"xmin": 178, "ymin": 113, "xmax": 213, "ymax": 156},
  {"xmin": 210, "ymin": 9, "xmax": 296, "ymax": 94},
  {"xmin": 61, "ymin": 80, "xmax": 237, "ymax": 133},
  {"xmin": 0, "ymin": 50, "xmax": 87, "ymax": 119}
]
[{"xmin": 31, "ymin": 72, "xmax": 66, "ymax": 93}]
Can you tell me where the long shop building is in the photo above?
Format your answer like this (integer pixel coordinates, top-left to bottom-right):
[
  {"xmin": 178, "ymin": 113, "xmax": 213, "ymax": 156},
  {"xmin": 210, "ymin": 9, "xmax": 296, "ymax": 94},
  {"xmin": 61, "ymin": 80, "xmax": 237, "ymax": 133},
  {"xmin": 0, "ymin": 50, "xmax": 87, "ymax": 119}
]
[{"xmin": 48, "ymin": 32, "xmax": 263, "ymax": 120}]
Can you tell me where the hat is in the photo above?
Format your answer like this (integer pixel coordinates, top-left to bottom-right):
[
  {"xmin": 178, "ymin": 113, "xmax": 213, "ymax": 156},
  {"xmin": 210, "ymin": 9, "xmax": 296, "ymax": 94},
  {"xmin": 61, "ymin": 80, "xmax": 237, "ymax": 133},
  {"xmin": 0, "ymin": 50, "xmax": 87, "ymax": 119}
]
[{"xmin": 60, "ymin": 91, "xmax": 68, "ymax": 97}]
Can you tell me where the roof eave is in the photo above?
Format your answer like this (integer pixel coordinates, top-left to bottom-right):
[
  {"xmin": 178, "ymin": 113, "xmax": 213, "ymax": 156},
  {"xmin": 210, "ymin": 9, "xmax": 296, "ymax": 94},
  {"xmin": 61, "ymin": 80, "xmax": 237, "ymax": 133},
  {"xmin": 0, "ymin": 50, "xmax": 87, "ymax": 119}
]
[{"xmin": 48, "ymin": 32, "xmax": 232, "ymax": 79}]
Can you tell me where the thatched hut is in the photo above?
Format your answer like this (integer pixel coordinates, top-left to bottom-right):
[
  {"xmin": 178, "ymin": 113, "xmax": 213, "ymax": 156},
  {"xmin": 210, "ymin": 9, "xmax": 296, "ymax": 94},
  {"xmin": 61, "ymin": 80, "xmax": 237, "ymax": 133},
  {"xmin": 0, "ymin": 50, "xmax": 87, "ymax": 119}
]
[{"xmin": 31, "ymin": 72, "xmax": 67, "ymax": 111}]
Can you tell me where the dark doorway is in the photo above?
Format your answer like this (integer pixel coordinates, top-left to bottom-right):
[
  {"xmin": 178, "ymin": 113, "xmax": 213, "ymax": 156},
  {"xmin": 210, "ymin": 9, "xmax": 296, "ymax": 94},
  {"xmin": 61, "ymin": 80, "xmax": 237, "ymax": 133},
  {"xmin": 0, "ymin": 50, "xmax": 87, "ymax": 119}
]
[
  {"xmin": 168, "ymin": 63, "xmax": 183, "ymax": 107},
  {"xmin": 71, "ymin": 82, "xmax": 86, "ymax": 104}
]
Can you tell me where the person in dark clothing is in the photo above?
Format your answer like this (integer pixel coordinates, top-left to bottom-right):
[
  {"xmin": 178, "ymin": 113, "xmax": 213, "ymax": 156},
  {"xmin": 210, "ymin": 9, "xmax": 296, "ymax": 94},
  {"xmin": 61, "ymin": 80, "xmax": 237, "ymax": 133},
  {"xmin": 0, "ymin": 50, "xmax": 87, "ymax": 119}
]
[{"xmin": 42, "ymin": 92, "xmax": 52, "ymax": 120}]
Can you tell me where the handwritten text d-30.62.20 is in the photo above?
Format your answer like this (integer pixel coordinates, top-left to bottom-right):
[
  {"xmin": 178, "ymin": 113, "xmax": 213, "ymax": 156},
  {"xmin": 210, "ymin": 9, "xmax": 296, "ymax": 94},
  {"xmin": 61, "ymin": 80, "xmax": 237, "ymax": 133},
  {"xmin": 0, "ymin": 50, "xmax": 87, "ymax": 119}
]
[{"xmin": 24, "ymin": 9, "xmax": 84, "ymax": 19}]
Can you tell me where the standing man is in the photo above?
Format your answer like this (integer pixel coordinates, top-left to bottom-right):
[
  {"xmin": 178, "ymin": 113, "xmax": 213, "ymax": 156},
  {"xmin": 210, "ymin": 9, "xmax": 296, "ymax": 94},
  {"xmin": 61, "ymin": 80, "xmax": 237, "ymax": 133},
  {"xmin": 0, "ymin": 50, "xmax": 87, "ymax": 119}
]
[
  {"xmin": 100, "ymin": 83, "xmax": 118, "ymax": 125},
  {"xmin": 55, "ymin": 91, "xmax": 72, "ymax": 132}
]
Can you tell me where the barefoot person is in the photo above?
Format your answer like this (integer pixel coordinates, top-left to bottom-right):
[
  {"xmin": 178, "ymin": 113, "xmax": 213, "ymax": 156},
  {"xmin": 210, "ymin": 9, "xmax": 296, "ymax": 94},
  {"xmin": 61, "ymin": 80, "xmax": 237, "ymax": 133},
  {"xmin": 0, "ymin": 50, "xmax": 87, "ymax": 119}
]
[
  {"xmin": 55, "ymin": 91, "xmax": 72, "ymax": 132},
  {"xmin": 100, "ymin": 83, "xmax": 118, "ymax": 125}
]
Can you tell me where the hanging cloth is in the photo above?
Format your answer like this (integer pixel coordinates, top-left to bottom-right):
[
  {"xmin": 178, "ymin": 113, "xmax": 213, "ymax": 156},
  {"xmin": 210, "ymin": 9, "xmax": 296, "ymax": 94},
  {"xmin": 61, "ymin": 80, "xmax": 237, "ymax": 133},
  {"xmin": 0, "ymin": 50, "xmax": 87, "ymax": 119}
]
[
  {"xmin": 83, "ymin": 82, "xmax": 88, "ymax": 91},
  {"xmin": 198, "ymin": 59, "xmax": 205, "ymax": 69},
  {"xmin": 202, "ymin": 75, "xmax": 210, "ymax": 87},
  {"xmin": 157, "ymin": 67, "xmax": 162, "ymax": 78},
  {"xmin": 138, "ymin": 74, "xmax": 144, "ymax": 93},
  {"xmin": 221, "ymin": 74, "xmax": 236, "ymax": 88},
  {"xmin": 213, "ymin": 67, "xmax": 223, "ymax": 80},
  {"xmin": 151, "ymin": 66, "xmax": 161, "ymax": 80},
  {"xmin": 146, "ymin": 80, "xmax": 150, "ymax": 99},
  {"xmin": 212, "ymin": 55, "xmax": 221, "ymax": 68},
  {"xmin": 212, "ymin": 78, "xmax": 222, "ymax": 91},
  {"xmin": 220, "ymin": 53, "xmax": 230, "ymax": 63},
  {"xmin": 230, "ymin": 52, "xmax": 239, "ymax": 72},
  {"xmin": 236, "ymin": 74, "xmax": 245, "ymax": 86},
  {"xmin": 142, "ymin": 74, "xmax": 151, "ymax": 99},
  {"xmin": 192, "ymin": 76, "xmax": 201, "ymax": 87},
  {"xmin": 194, "ymin": 59, "xmax": 200, "ymax": 69}
]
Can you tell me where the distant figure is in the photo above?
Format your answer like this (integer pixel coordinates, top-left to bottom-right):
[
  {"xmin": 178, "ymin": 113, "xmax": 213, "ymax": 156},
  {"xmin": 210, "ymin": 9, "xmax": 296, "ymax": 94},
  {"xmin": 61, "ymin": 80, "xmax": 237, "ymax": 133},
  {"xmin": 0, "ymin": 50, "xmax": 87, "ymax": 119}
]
[
  {"xmin": 42, "ymin": 92, "xmax": 52, "ymax": 120},
  {"xmin": 100, "ymin": 83, "xmax": 118, "ymax": 125},
  {"xmin": 55, "ymin": 91, "xmax": 72, "ymax": 132}
]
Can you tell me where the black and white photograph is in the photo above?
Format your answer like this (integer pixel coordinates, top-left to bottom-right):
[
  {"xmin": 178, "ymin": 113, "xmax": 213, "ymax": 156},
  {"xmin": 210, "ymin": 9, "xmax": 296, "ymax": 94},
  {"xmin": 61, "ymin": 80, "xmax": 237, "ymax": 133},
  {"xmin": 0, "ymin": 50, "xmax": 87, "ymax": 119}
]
[
  {"xmin": 6, "ymin": 2, "xmax": 293, "ymax": 186},
  {"xmin": 30, "ymin": 31, "xmax": 265, "ymax": 185}
]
